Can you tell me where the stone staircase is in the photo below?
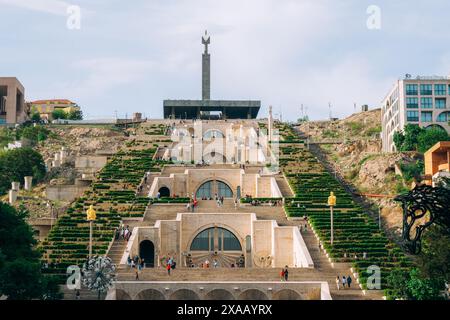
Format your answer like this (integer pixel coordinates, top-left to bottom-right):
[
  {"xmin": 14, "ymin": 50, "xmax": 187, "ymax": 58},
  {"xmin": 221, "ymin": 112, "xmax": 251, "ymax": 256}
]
[
  {"xmin": 275, "ymin": 174, "xmax": 294, "ymax": 197},
  {"xmin": 108, "ymin": 237, "xmax": 129, "ymax": 265}
]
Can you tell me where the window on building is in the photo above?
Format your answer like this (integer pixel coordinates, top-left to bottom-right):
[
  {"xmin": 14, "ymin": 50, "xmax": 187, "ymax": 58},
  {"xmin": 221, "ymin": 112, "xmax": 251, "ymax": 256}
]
[
  {"xmin": 434, "ymin": 84, "xmax": 446, "ymax": 95},
  {"xmin": 420, "ymin": 84, "xmax": 433, "ymax": 95},
  {"xmin": 437, "ymin": 111, "xmax": 449, "ymax": 122},
  {"xmin": 406, "ymin": 84, "xmax": 418, "ymax": 95},
  {"xmin": 217, "ymin": 181, "xmax": 233, "ymax": 198},
  {"xmin": 407, "ymin": 111, "xmax": 419, "ymax": 122},
  {"xmin": 435, "ymin": 98, "xmax": 446, "ymax": 109},
  {"xmin": 190, "ymin": 227, "xmax": 241, "ymax": 251},
  {"xmin": 406, "ymin": 97, "xmax": 418, "ymax": 108},
  {"xmin": 190, "ymin": 228, "xmax": 213, "ymax": 251},
  {"xmin": 421, "ymin": 97, "xmax": 433, "ymax": 109},
  {"xmin": 421, "ymin": 111, "xmax": 433, "ymax": 122}
]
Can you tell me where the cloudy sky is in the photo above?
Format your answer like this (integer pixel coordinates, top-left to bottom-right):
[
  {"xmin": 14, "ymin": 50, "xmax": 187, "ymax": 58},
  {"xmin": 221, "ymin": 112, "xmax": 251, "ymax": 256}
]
[{"xmin": 1, "ymin": 0, "xmax": 450, "ymax": 120}]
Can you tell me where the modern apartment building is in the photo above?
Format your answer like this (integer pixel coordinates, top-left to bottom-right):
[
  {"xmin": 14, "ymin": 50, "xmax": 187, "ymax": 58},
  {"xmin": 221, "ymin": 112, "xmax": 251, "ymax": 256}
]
[{"xmin": 382, "ymin": 76, "xmax": 450, "ymax": 152}]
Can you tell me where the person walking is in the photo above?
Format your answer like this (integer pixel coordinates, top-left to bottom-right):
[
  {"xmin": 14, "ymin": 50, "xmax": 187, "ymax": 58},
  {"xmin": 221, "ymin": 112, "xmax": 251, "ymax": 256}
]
[
  {"xmin": 166, "ymin": 262, "xmax": 171, "ymax": 276},
  {"xmin": 347, "ymin": 275, "xmax": 352, "ymax": 288},
  {"xmin": 342, "ymin": 276, "xmax": 347, "ymax": 289},
  {"xmin": 284, "ymin": 266, "xmax": 289, "ymax": 281},
  {"xmin": 75, "ymin": 290, "xmax": 81, "ymax": 300},
  {"xmin": 280, "ymin": 268, "xmax": 285, "ymax": 281},
  {"xmin": 336, "ymin": 276, "xmax": 340, "ymax": 290},
  {"xmin": 135, "ymin": 269, "xmax": 139, "ymax": 280}
]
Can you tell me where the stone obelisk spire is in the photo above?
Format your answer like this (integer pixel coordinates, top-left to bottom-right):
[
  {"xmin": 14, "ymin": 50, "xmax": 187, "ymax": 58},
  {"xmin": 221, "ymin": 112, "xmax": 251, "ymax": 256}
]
[{"xmin": 202, "ymin": 30, "xmax": 211, "ymax": 100}]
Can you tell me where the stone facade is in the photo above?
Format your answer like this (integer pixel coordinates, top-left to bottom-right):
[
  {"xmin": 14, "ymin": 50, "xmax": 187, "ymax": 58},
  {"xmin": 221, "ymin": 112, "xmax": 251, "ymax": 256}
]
[{"xmin": 122, "ymin": 212, "xmax": 314, "ymax": 269}]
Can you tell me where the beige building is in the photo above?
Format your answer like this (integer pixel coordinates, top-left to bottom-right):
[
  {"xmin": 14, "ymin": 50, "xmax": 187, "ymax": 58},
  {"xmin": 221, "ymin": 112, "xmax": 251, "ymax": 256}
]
[
  {"xmin": 0, "ymin": 77, "xmax": 27, "ymax": 124},
  {"xmin": 30, "ymin": 99, "xmax": 80, "ymax": 120},
  {"xmin": 123, "ymin": 212, "xmax": 313, "ymax": 269},
  {"xmin": 165, "ymin": 120, "xmax": 277, "ymax": 165},
  {"xmin": 148, "ymin": 166, "xmax": 282, "ymax": 199}
]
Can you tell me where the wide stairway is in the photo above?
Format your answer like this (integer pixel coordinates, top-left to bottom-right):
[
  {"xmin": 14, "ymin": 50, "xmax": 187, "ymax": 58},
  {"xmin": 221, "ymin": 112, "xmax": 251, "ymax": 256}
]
[{"xmin": 275, "ymin": 174, "xmax": 294, "ymax": 197}]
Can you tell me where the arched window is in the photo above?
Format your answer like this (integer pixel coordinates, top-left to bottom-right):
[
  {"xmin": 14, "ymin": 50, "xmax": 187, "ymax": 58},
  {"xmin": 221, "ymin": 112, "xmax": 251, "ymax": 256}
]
[
  {"xmin": 203, "ymin": 129, "xmax": 224, "ymax": 139},
  {"xmin": 217, "ymin": 181, "xmax": 233, "ymax": 198},
  {"xmin": 437, "ymin": 111, "xmax": 449, "ymax": 122},
  {"xmin": 196, "ymin": 181, "xmax": 213, "ymax": 198},
  {"xmin": 196, "ymin": 180, "xmax": 233, "ymax": 198},
  {"xmin": 190, "ymin": 227, "xmax": 242, "ymax": 251}
]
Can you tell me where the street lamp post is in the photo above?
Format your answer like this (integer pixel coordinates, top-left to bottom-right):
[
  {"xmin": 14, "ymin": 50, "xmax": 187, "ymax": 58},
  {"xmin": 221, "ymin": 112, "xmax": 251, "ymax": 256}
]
[
  {"xmin": 327, "ymin": 191, "xmax": 337, "ymax": 246},
  {"xmin": 86, "ymin": 205, "xmax": 97, "ymax": 259}
]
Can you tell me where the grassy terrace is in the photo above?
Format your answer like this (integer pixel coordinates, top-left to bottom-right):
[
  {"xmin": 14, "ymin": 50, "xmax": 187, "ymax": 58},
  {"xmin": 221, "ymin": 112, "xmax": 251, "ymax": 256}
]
[
  {"xmin": 277, "ymin": 123, "xmax": 412, "ymax": 290},
  {"xmin": 40, "ymin": 124, "xmax": 172, "ymax": 282}
]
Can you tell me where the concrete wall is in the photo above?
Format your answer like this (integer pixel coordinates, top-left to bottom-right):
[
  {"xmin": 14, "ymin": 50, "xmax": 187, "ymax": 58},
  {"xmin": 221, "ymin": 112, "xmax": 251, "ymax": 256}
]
[
  {"xmin": 46, "ymin": 185, "xmax": 89, "ymax": 201},
  {"xmin": 75, "ymin": 156, "xmax": 108, "ymax": 170}
]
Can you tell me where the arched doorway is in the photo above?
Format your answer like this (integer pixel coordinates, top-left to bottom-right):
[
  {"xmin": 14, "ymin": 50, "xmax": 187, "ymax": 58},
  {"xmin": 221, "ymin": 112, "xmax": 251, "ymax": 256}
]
[
  {"xmin": 205, "ymin": 289, "xmax": 235, "ymax": 300},
  {"xmin": 115, "ymin": 289, "xmax": 132, "ymax": 300},
  {"xmin": 135, "ymin": 289, "xmax": 165, "ymax": 300},
  {"xmin": 139, "ymin": 240, "xmax": 155, "ymax": 267},
  {"xmin": 169, "ymin": 289, "xmax": 200, "ymax": 300},
  {"xmin": 238, "ymin": 289, "xmax": 268, "ymax": 300},
  {"xmin": 196, "ymin": 180, "xmax": 233, "ymax": 199},
  {"xmin": 272, "ymin": 289, "xmax": 303, "ymax": 300},
  {"xmin": 158, "ymin": 186, "xmax": 170, "ymax": 197}
]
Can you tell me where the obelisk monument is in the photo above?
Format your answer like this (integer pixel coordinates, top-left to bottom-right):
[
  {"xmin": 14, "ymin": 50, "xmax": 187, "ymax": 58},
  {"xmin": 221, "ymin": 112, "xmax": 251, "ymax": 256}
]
[{"xmin": 202, "ymin": 30, "xmax": 211, "ymax": 100}]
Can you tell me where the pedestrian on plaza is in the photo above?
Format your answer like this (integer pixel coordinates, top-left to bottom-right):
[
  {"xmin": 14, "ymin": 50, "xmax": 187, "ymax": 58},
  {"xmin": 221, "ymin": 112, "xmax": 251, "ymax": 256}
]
[
  {"xmin": 280, "ymin": 268, "xmax": 285, "ymax": 281},
  {"xmin": 347, "ymin": 275, "xmax": 352, "ymax": 288},
  {"xmin": 135, "ymin": 269, "xmax": 139, "ymax": 280},
  {"xmin": 336, "ymin": 276, "xmax": 340, "ymax": 290},
  {"xmin": 75, "ymin": 290, "xmax": 81, "ymax": 300},
  {"xmin": 284, "ymin": 266, "xmax": 289, "ymax": 281},
  {"xmin": 342, "ymin": 276, "xmax": 347, "ymax": 289},
  {"xmin": 166, "ymin": 262, "xmax": 171, "ymax": 276}
]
